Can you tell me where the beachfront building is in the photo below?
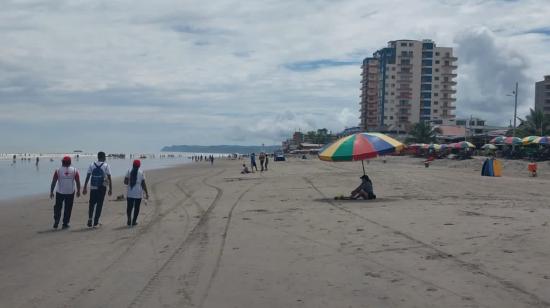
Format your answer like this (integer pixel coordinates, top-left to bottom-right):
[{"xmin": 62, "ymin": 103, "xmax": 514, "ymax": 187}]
[
  {"xmin": 360, "ymin": 39, "xmax": 457, "ymax": 132},
  {"xmin": 535, "ymin": 75, "xmax": 550, "ymax": 116}
]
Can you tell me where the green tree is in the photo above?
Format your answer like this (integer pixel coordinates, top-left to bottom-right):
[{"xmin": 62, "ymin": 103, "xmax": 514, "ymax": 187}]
[
  {"xmin": 406, "ymin": 122, "xmax": 441, "ymax": 144},
  {"xmin": 513, "ymin": 108, "xmax": 550, "ymax": 137}
]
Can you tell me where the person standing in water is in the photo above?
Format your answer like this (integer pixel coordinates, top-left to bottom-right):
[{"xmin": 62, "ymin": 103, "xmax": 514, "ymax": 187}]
[
  {"xmin": 124, "ymin": 160, "xmax": 148, "ymax": 226},
  {"xmin": 83, "ymin": 151, "xmax": 112, "ymax": 228},
  {"xmin": 49, "ymin": 156, "xmax": 81, "ymax": 229}
]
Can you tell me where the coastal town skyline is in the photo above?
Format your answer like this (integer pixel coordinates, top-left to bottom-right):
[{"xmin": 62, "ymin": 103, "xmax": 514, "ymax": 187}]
[{"xmin": 1, "ymin": 0, "xmax": 550, "ymax": 152}]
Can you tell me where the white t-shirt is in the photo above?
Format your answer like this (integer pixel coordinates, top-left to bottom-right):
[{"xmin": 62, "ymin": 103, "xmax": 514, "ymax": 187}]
[
  {"xmin": 125, "ymin": 169, "xmax": 145, "ymax": 199},
  {"xmin": 55, "ymin": 166, "xmax": 79, "ymax": 194},
  {"xmin": 87, "ymin": 161, "xmax": 111, "ymax": 189}
]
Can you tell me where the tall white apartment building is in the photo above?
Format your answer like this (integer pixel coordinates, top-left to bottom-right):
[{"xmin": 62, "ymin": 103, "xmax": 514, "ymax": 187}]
[{"xmin": 360, "ymin": 39, "xmax": 457, "ymax": 132}]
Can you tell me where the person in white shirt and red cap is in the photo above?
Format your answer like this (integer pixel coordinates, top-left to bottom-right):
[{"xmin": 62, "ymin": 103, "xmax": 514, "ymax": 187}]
[
  {"xmin": 50, "ymin": 156, "xmax": 81, "ymax": 229},
  {"xmin": 124, "ymin": 159, "xmax": 149, "ymax": 226}
]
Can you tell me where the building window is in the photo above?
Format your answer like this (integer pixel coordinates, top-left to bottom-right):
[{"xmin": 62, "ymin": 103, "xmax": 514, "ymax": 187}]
[
  {"xmin": 434, "ymin": 93, "xmax": 439, "ymax": 97},
  {"xmin": 401, "ymin": 43, "xmax": 407, "ymax": 47},
  {"xmin": 435, "ymin": 68, "xmax": 439, "ymax": 72},
  {"xmin": 443, "ymin": 93, "xmax": 448, "ymax": 98},
  {"xmin": 422, "ymin": 60, "xmax": 432, "ymax": 66},
  {"xmin": 446, "ymin": 52, "xmax": 450, "ymax": 56},
  {"xmin": 421, "ymin": 109, "xmax": 431, "ymax": 115},
  {"xmin": 421, "ymin": 92, "xmax": 431, "ymax": 99},
  {"xmin": 434, "ymin": 85, "xmax": 439, "ymax": 89},
  {"xmin": 423, "ymin": 42, "xmax": 434, "ymax": 50},
  {"xmin": 435, "ymin": 52, "xmax": 440, "ymax": 56},
  {"xmin": 434, "ymin": 77, "xmax": 439, "ymax": 81},
  {"xmin": 435, "ymin": 60, "xmax": 440, "ymax": 64},
  {"xmin": 434, "ymin": 110, "xmax": 438, "ymax": 113},
  {"xmin": 421, "ymin": 84, "xmax": 432, "ymax": 91},
  {"xmin": 445, "ymin": 61, "xmax": 450, "ymax": 65},
  {"xmin": 390, "ymin": 116, "xmax": 394, "ymax": 120},
  {"xmin": 422, "ymin": 51, "xmax": 433, "ymax": 58},
  {"xmin": 434, "ymin": 101, "xmax": 438, "ymax": 105},
  {"xmin": 391, "ymin": 75, "xmax": 395, "ymax": 79},
  {"xmin": 409, "ymin": 43, "xmax": 413, "ymax": 46},
  {"xmin": 422, "ymin": 68, "xmax": 432, "ymax": 74},
  {"xmin": 422, "ymin": 100, "xmax": 431, "ymax": 107}
]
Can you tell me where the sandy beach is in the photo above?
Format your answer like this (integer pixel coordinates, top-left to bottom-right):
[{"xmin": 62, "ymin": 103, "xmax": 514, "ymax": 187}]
[{"xmin": 1, "ymin": 157, "xmax": 550, "ymax": 308}]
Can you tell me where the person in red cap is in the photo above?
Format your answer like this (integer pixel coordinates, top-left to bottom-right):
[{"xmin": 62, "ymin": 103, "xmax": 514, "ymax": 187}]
[
  {"xmin": 123, "ymin": 159, "xmax": 149, "ymax": 226},
  {"xmin": 50, "ymin": 156, "xmax": 81, "ymax": 229}
]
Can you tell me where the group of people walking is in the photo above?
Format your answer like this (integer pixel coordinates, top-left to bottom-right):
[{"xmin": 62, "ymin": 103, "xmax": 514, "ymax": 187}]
[{"xmin": 49, "ymin": 151, "xmax": 149, "ymax": 230}]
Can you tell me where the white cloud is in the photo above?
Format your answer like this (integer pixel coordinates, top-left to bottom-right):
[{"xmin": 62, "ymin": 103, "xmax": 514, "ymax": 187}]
[{"xmin": 1, "ymin": 0, "xmax": 550, "ymax": 151}]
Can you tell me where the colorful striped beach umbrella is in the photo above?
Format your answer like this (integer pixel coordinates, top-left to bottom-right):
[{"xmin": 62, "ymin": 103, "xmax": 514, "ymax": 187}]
[
  {"xmin": 318, "ymin": 132, "xmax": 404, "ymax": 174},
  {"xmin": 490, "ymin": 136, "xmax": 522, "ymax": 145},
  {"xmin": 450, "ymin": 141, "xmax": 476, "ymax": 149},
  {"xmin": 522, "ymin": 136, "xmax": 550, "ymax": 145}
]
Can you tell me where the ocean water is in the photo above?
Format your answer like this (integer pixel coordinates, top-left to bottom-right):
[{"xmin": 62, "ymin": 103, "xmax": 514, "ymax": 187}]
[{"xmin": 0, "ymin": 153, "xmax": 199, "ymax": 201}]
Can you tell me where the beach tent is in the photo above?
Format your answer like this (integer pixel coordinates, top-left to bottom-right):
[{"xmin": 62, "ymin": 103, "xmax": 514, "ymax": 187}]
[
  {"xmin": 481, "ymin": 158, "xmax": 502, "ymax": 177},
  {"xmin": 318, "ymin": 132, "xmax": 404, "ymax": 175}
]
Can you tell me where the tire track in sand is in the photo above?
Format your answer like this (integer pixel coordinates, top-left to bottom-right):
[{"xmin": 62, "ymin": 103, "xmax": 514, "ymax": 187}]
[
  {"xmin": 128, "ymin": 169, "xmax": 225, "ymax": 308},
  {"xmin": 197, "ymin": 181, "xmax": 261, "ymax": 308},
  {"xmin": 64, "ymin": 171, "xmax": 209, "ymax": 307}
]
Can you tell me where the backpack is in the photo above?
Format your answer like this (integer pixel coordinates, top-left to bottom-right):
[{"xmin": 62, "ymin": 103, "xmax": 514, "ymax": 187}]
[{"xmin": 90, "ymin": 162, "xmax": 105, "ymax": 188}]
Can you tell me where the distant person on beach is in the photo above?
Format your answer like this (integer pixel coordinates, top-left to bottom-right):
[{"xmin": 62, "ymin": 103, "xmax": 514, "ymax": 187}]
[
  {"xmin": 250, "ymin": 153, "xmax": 258, "ymax": 172},
  {"xmin": 124, "ymin": 160, "xmax": 149, "ymax": 226},
  {"xmin": 259, "ymin": 152, "xmax": 266, "ymax": 171},
  {"xmin": 210, "ymin": 155, "xmax": 214, "ymax": 165},
  {"xmin": 83, "ymin": 151, "xmax": 112, "ymax": 228},
  {"xmin": 264, "ymin": 155, "xmax": 269, "ymax": 171},
  {"xmin": 35, "ymin": 157, "xmax": 39, "ymax": 166},
  {"xmin": 350, "ymin": 175, "xmax": 376, "ymax": 200},
  {"xmin": 241, "ymin": 164, "xmax": 251, "ymax": 174},
  {"xmin": 49, "ymin": 156, "xmax": 81, "ymax": 229}
]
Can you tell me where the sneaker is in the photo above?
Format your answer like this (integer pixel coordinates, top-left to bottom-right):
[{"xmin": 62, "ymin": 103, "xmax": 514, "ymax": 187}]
[
  {"xmin": 132, "ymin": 221, "xmax": 138, "ymax": 226},
  {"xmin": 62, "ymin": 224, "xmax": 70, "ymax": 229},
  {"xmin": 53, "ymin": 222, "xmax": 59, "ymax": 229},
  {"xmin": 127, "ymin": 220, "xmax": 131, "ymax": 226},
  {"xmin": 87, "ymin": 219, "xmax": 92, "ymax": 227},
  {"xmin": 93, "ymin": 222, "xmax": 100, "ymax": 228}
]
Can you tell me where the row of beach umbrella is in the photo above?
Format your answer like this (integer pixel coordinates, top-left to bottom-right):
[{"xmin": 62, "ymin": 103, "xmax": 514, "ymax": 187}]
[{"xmin": 488, "ymin": 136, "xmax": 550, "ymax": 145}]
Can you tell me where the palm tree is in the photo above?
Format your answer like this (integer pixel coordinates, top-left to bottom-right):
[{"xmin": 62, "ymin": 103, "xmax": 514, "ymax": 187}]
[
  {"xmin": 406, "ymin": 121, "xmax": 441, "ymax": 144},
  {"xmin": 513, "ymin": 108, "xmax": 550, "ymax": 137}
]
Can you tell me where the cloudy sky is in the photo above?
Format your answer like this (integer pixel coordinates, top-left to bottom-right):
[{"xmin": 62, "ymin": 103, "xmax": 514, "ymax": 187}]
[{"xmin": 1, "ymin": 0, "xmax": 550, "ymax": 152}]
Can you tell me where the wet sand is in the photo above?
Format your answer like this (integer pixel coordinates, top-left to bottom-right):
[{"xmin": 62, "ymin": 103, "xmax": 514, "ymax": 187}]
[{"xmin": 1, "ymin": 157, "xmax": 550, "ymax": 308}]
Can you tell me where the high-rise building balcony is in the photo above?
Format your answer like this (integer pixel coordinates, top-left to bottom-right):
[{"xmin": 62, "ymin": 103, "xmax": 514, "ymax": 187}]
[
  {"xmin": 442, "ymin": 55, "xmax": 458, "ymax": 61},
  {"xmin": 441, "ymin": 97, "xmax": 457, "ymax": 101},
  {"xmin": 442, "ymin": 64, "xmax": 458, "ymax": 70},
  {"xmin": 399, "ymin": 63, "xmax": 412, "ymax": 68},
  {"xmin": 441, "ymin": 88, "xmax": 457, "ymax": 94},
  {"xmin": 441, "ymin": 72, "xmax": 457, "ymax": 78},
  {"xmin": 443, "ymin": 105, "xmax": 457, "ymax": 110},
  {"xmin": 441, "ymin": 80, "xmax": 457, "ymax": 86},
  {"xmin": 398, "ymin": 71, "xmax": 413, "ymax": 76}
]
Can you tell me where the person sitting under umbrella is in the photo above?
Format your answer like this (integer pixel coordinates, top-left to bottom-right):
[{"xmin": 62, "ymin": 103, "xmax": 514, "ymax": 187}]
[{"xmin": 350, "ymin": 175, "xmax": 376, "ymax": 200}]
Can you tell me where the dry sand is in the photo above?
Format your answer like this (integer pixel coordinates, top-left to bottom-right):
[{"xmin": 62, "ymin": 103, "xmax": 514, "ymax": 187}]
[{"xmin": 1, "ymin": 156, "xmax": 550, "ymax": 308}]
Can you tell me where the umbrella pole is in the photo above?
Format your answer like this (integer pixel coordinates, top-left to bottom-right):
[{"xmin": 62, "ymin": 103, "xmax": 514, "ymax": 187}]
[{"xmin": 361, "ymin": 160, "xmax": 366, "ymax": 175}]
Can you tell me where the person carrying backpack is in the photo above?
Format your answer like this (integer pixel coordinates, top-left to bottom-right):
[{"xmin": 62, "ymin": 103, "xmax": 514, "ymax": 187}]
[
  {"xmin": 82, "ymin": 151, "xmax": 112, "ymax": 228},
  {"xmin": 49, "ymin": 156, "xmax": 81, "ymax": 229},
  {"xmin": 124, "ymin": 160, "xmax": 149, "ymax": 226}
]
